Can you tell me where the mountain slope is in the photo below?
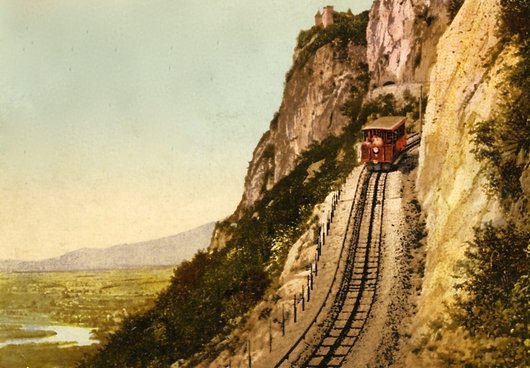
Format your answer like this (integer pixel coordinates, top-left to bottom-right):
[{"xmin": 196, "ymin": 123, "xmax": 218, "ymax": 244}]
[
  {"xmin": 211, "ymin": 10, "xmax": 370, "ymax": 250},
  {"xmin": 0, "ymin": 222, "xmax": 215, "ymax": 271}
]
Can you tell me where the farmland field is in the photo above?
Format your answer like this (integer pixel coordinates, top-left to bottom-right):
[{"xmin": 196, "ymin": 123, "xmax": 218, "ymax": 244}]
[{"xmin": 0, "ymin": 267, "xmax": 174, "ymax": 368}]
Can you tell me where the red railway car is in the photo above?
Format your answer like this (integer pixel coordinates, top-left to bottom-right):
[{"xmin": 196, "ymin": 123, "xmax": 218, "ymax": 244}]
[{"xmin": 360, "ymin": 116, "xmax": 407, "ymax": 171}]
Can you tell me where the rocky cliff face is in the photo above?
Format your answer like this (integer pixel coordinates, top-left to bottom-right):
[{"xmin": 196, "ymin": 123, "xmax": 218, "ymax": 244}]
[
  {"xmin": 367, "ymin": 0, "xmax": 449, "ymax": 88},
  {"xmin": 217, "ymin": 1, "xmax": 453, "ymax": 241},
  {"xmin": 214, "ymin": 0, "xmax": 510, "ymax": 338},
  {"xmin": 415, "ymin": 0, "xmax": 513, "ymax": 343},
  {"xmin": 205, "ymin": 0, "xmax": 526, "ymax": 364},
  {"xmin": 232, "ymin": 43, "xmax": 367, "ymax": 220}
]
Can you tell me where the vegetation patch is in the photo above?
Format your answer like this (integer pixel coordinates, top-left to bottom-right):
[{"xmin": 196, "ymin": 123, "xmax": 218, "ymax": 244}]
[
  {"xmin": 286, "ymin": 10, "xmax": 369, "ymax": 82},
  {"xmin": 447, "ymin": 0, "xmax": 465, "ymax": 21},
  {"xmin": 343, "ymin": 91, "xmax": 425, "ymax": 125},
  {"xmin": 305, "ymin": 159, "xmax": 326, "ymax": 182},
  {"xmin": 454, "ymin": 223, "xmax": 529, "ymax": 365},
  {"xmin": 470, "ymin": 0, "xmax": 530, "ymax": 208}
]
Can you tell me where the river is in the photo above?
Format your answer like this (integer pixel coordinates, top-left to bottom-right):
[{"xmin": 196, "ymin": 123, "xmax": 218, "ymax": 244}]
[{"xmin": 0, "ymin": 324, "xmax": 98, "ymax": 348}]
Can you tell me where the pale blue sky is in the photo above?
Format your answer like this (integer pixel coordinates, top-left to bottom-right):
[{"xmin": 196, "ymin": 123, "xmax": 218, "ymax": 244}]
[{"xmin": 0, "ymin": 0, "xmax": 373, "ymax": 260}]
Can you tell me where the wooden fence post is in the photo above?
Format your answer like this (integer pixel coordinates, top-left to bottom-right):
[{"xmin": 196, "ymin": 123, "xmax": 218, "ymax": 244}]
[
  {"xmin": 293, "ymin": 294, "xmax": 297, "ymax": 323},
  {"xmin": 269, "ymin": 319, "xmax": 272, "ymax": 353},
  {"xmin": 301, "ymin": 286, "xmax": 305, "ymax": 311},
  {"xmin": 248, "ymin": 340, "xmax": 251, "ymax": 368}
]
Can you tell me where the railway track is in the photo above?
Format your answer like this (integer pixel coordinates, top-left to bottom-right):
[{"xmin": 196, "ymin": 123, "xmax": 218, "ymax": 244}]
[
  {"xmin": 302, "ymin": 172, "xmax": 387, "ymax": 367},
  {"xmin": 274, "ymin": 133, "xmax": 420, "ymax": 368},
  {"xmin": 274, "ymin": 170, "xmax": 387, "ymax": 367},
  {"xmin": 405, "ymin": 132, "xmax": 421, "ymax": 150}
]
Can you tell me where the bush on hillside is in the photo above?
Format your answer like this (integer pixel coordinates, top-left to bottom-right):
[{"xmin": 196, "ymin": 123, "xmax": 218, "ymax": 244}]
[
  {"xmin": 470, "ymin": 0, "xmax": 530, "ymax": 207},
  {"xmin": 451, "ymin": 223, "xmax": 530, "ymax": 366},
  {"xmin": 500, "ymin": 0, "xmax": 530, "ymax": 41},
  {"xmin": 343, "ymin": 92, "xmax": 424, "ymax": 124}
]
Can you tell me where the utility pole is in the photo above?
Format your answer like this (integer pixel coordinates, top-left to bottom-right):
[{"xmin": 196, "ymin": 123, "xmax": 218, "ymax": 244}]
[{"xmin": 419, "ymin": 84, "xmax": 423, "ymax": 133}]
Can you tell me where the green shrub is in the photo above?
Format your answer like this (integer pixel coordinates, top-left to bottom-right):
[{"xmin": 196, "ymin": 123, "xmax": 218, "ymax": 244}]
[
  {"xmin": 451, "ymin": 223, "xmax": 530, "ymax": 367},
  {"xmin": 344, "ymin": 93, "xmax": 421, "ymax": 124},
  {"xmin": 470, "ymin": 82, "xmax": 529, "ymax": 204},
  {"xmin": 296, "ymin": 27, "xmax": 320, "ymax": 49},
  {"xmin": 340, "ymin": 63, "xmax": 370, "ymax": 121},
  {"xmin": 470, "ymin": 118, "xmax": 524, "ymax": 201},
  {"xmin": 470, "ymin": 0, "xmax": 530, "ymax": 207},
  {"xmin": 500, "ymin": 0, "xmax": 530, "ymax": 41}
]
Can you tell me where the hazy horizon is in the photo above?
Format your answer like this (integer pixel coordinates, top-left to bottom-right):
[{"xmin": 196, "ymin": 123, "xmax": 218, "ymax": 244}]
[{"xmin": 0, "ymin": 0, "xmax": 373, "ymax": 261}]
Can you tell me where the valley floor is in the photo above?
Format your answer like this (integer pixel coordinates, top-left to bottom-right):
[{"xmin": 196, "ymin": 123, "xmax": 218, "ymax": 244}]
[{"xmin": 0, "ymin": 267, "xmax": 174, "ymax": 368}]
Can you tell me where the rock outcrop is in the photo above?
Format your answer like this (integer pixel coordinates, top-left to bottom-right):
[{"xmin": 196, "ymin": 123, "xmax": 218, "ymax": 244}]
[
  {"xmin": 367, "ymin": 0, "xmax": 449, "ymax": 88},
  {"xmin": 233, "ymin": 43, "xmax": 367, "ymax": 219},
  {"xmin": 415, "ymin": 0, "xmax": 513, "ymax": 346},
  {"xmin": 210, "ymin": 39, "xmax": 367, "ymax": 249},
  {"xmin": 215, "ymin": 1, "xmax": 453, "ymax": 247}
]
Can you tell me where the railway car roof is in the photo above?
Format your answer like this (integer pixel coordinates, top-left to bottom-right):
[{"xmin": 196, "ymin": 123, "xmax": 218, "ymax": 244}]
[{"xmin": 362, "ymin": 116, "xmax": 406, "ymax": 131}]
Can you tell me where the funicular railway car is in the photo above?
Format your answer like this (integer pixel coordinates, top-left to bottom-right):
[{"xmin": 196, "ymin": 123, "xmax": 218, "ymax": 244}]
[{"xmin": 360, "ymin": 116, "xmax": 407, "ymax": 171}]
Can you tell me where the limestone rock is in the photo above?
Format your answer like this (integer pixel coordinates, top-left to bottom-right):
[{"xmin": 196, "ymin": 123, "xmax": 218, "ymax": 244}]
[
  {"xmin": 233, "ymin": 43, "xmax": 368, "ymax": 220},
  {"xmin": 416, "ymin": 0, "xmax": 512, "ymax": 336},
  {"xmin": 367, "ymin": 0, "xmax": 449, "ymax": 88}
]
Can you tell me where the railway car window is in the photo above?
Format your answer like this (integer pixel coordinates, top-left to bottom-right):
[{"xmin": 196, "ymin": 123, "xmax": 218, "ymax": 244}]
[{"xmin": 385, "ymin": 131, "xmax": 392, "ymax": 143}]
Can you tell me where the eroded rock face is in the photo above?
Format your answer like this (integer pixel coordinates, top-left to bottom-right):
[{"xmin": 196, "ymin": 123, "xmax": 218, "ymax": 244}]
[
  {"xmin": 367, "ymin": 0, "xmax": 449, "ymax": 88},
  {"xmin": 233, "ymin": 43, "xmax": 368, "ymax": 219},
  {"xmin": 205, "ymin": 0, "xmax": 521, "ymax": 364},
  {"xmin": 415, "ymin": 0, "xmax": 512, "ymax": 338}
]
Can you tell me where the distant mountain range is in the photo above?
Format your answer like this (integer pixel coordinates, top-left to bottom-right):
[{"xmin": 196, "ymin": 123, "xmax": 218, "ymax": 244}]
[{"xmin": 0, "ymin": 222, "xmax": 215, "ymax": 272}]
